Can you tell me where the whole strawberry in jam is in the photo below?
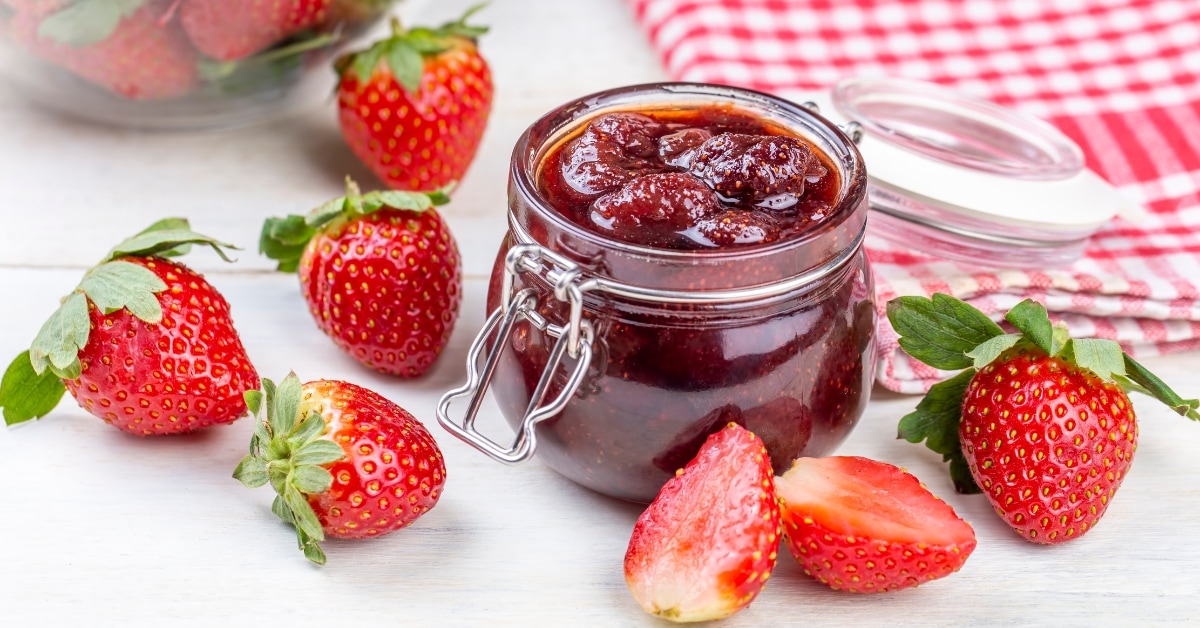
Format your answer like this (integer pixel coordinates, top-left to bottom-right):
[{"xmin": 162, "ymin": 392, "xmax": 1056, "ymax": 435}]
[
  {"xmin": 180, "ymin": 0, "xmax": 332, "ymax": 61},
  {"xmin": 553, "ymin": 112, "xmax": 667, "ymax": 206},
  {"xmin": 776, "ymin": 456, "xmax": 976, "ymax": 593},
  {"xmin": 0, "ymin": 219, "xmax": 259, "ymax": 434},
  {"xmin": 335, "ymin": 7, "xmax": 492, "ymax": 191},
  {"xmin": 261, "ymin": 178, "xmax": 461, "ymax": 377},
  {"xmin": 234, "ymin": 374, "xmax": 446, "ymax": 564},
  {"xmin": 686, "ymin": 133, "xmax": 826, "ymax": 209},
  {"xmin": 588, "ymin": 173, "xmax": 714, "ymax": 244},
  {"xmin": 10, "ymin": 0, "xmax": 198, "ymax": 100},
  {"xmin": 889, "ymin": 294, "xmax": 1199, "ymax": 544},
  {"xmin": 538, "ymin": 108, "xmax": 838, "ymax": 251},
  {"xmin": 625, "ymin": 423, "xmax": 780, "ymax": 622}
]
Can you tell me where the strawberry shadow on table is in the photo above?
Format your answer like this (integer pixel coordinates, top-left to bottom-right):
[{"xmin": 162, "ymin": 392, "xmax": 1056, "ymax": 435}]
[{"xmin": 279, "ymin": 114, "xmax": 381, "ymax": 190}]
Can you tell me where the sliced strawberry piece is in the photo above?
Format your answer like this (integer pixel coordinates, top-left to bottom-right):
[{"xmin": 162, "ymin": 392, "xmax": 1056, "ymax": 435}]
[
  {"xmin": 624, "ymin": 423, "xmax": 780, "ymax": 622},
  {"xmin": 775, "ymin": 456, "xmax": 976, "ymax": 593}
]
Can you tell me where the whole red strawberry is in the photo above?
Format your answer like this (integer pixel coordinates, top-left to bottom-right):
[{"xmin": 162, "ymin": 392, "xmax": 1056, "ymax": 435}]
[
  {"xmin": 10, "ymin": 0, "xmax": 198, "ymax": 100},
  {"xmin": 0, "ymin": 219, "xmax": 259, "ymax": 435},
  {"xmin": 889, "ymin": 294, "xmax": 1199, "ymax": 544},
  {"xmin": 261, "ymin": 178, "xmax": 462, "ymax": 377},
  {"xmin": 180, "ymin": 0, "xmax": 332, "ymax": 61},
  {"xmin": 335, "ymin": 6, "xmax": 492, "ymax": 191},
  {"xmin": 624, "ymin": 423, "xmax": 780, "ymax": 622},
  {"xmin": 776, "ymin": 456, "xmax": 976, "ymax": 593},
  {"xmin": 234, "ymin": 373, "xmax": 446, "ymax": 564}
]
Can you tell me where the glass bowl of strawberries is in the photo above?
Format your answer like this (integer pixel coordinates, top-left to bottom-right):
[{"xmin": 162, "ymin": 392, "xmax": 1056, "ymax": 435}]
[{"xmin": 0, "ymin": 0, "xmax": 396, "ymax": 129}]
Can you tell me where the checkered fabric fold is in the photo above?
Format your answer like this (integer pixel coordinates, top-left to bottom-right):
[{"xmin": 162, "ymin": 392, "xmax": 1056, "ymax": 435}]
[{"xmin": 629, "ymin": 0, "xmax": 1200, "ymax": 393}]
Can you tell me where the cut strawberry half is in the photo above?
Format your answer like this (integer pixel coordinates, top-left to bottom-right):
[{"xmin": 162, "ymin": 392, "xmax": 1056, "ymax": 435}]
[
  {"xmin": 776, "ymin": 456, "xmax": 976, "ymax": 594},
  {"xmin": 624, "ymin": 423, "xmax": 781, "ymax": 622}
]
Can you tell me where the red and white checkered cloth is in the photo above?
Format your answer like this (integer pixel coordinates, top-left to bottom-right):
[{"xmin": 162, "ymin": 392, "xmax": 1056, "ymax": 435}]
[{"xmin": 629, "ymin": 0, "xmax": 1200, "ymax": 393}]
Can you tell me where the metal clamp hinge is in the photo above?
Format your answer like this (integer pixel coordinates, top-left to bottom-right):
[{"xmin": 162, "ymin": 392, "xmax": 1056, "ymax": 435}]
[{"xmin": 436, "ymin": 245, "xmax": 597, "ymax": 464}]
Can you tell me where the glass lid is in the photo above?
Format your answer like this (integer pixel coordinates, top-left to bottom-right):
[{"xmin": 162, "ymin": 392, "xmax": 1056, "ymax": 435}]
[
  {"xmin": 809, "ymin": 77, "xmax": 1133, "ymax": 268},
  {"xmin": 832, "ymin": 77, "xmax": 1085, "ymax": 181}
]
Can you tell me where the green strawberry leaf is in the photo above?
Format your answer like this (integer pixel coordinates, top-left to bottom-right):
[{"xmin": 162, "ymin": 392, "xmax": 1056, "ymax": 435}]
[
  {"xmin": 1061, "ymin": 338, "xmax": 1126, "ymax": 381},
  {"xmin": 288, "ymin": 411, "xmax": 326, "ymax": 448},
  {"xmin": 0, "ymin": 351, "xmax": 67, "ymax": 426},
  {"xmin": 308, "ymin": 195, "xmax": 353, "ymax": 227},
  {"xmin": 283, "ymin": 485, "xmax": 325, "ymax": 542},
  {"xmin": 133, "ymin": 218, "xmax": 195, "ymax": 256},
  {"xmin": 1004, "ymin": 299, "xmax": 1055, "ymax": 356},
  {"xmin": 233, "ymin": 455, "xmax": 270, "ymax": 488},
  {"xmin": 103, "ymin": 219, "xmax": 239, "ymax": 264},
  {"xmin": 29, "ymin": 291, "xmax": 89, "ymax": 380},
  {"xmin": 350, "ymin": 42, "xmax": 387, "ymax": 84},
  {"xmin": 298, "ymin": 528, "xmax": 327, "ymax": 566},
  {"xmin": 292, "ymin": 465, "xmax": 334, "ymax": 494},
  {"xmin": 887, "ymin": 294, "xmax": 1005, "ymax": 371},
  {"xmin": 293, "ymin": 440, "xmax": 345, "ymax": 466},
  {"xmin": 260, "ymin": 215, "xmax": 317, "ymax": 273},
  {"xmin": 364, "ymin": 190, "xmax": 445, "ymax": 212},
  {"xmin": 78, "ymin": 260, "xmax": 166, "ymax": 323},
  {"xmin": 1052, "ymin": 322, "xmax": 1071, "ymax": 354},
  {"xmin": 965, "ymin": 333, "xmax": 1022, "ymax": 370},
  {"xmin": 261, "ymin": 377, "xmax": 278, "ymax": 431},
  {"xmin": 271, "ymin": 494, "xmax": 294, "ymax": 524},
  {"xmin": 384, "ymin": 39, "xmax": 425, "ymax": 94},
  {"xmin": 244, "ymin": 389, "xmax": 264, "ymax": 418},
  {"xmin": 433, "ymin": 2, "xmax": 490, "ymax": 40},
  {"xmin": 403, "ymin": 30, "xmax": 452, "ymax": 55},
  {"xmin": 898, "ymin": 368, "xmax": 980, "ymax": 494},
  {"xmin": 272, "ymin": 373, "xmax": 303, "ymax": 437},
  {"xmin": 37, "ymin": 0, "xmax": 146, "ymax": 47},
  {"xmin": 1121, "ymin": 355, "xmax": 1200, "ymax": 421}
]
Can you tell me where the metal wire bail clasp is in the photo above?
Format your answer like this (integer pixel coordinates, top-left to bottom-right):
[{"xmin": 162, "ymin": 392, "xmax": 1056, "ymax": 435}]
[{"xmin": 436, "ymin": 243, "xmax": 596, "ymax": 464}]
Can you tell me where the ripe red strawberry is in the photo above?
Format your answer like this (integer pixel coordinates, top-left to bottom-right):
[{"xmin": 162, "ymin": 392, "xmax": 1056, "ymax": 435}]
[
  {"xmin": 10, "ymin": 0, "xmax": 198, "ymax": 100},
  {"xmin": 260, "ymin": 178, "xmax": 462, "ymax": 377},
  {"xmin": 776, "ymin": 456, "xmax": 977, "ymax": 593},
  {"xmin": 624, "ymin": 423, "xmax": 780, "ymax": 622},
  {"xmin": 234, "ymin": 373, "xmax": 446, "ymax": 564},
  {"xmin": 335, "ymin": 7, "xmax": 493, "ymax": 191},
  {"xmin": 180, "ymin": 0, "xmax": 332, "ymax": 61},
  {"xmin": 889, "ymin": 294, "xmax": 1199, "ymax": 544},
  {"xmin": 0, "ymin": 219, "xmax": 259, "ymax": 435}
]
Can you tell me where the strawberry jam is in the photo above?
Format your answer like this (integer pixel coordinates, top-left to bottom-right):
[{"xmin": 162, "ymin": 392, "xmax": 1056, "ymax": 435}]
[
  {"xmin": 539, "ymin": 109, "xmax": 840, "ymax": 250},
  {"xmin": 478, "ymin": 84, "xmax": 875, "ymax": 503}
]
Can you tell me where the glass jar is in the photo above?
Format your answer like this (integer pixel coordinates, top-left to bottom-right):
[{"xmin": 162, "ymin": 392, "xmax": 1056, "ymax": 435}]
[
  {"xmin": 0, "ymin": 0, "xmax": 393, "ymax": 129},
  {"xmin": 439, "ymin": 83, "xmax": 876, "ymax": 503}
]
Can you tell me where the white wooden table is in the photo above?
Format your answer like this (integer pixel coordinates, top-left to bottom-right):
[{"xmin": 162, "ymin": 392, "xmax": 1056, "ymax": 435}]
[{"xmin": 2, "ymin": 1, "xmax": 1200, "ymax": 624}]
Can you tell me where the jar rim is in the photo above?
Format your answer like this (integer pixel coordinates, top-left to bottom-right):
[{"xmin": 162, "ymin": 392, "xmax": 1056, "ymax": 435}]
[{"xmin": 509, "ymin": 82, "xmax": 868, "ymax": 264}]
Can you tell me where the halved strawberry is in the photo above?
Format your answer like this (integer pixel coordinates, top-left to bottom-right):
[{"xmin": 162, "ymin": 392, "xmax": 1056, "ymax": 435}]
[
  {"xmin": 775, "ymin": 456, "xmax": 976, "ymax": 593},
  {"xmin": 624, "ymin": 423, "xmax": 780, "ymax": 622}
]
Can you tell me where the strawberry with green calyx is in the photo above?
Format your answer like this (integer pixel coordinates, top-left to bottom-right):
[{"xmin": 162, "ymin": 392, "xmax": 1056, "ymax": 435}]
[
  {"xmin": 888, "ymin": 294, "xmax": 1199, "ymax": 544},
  {"xmin": 234, "ymin": 373, "xmax": 446, "ymax": 565},
  {"xmin": 260, "ymin": 177, "xmax": 462, "ymax": 377},
  {"xmin": 0, "ymin": 218, "xmax": 260, "ymax": 435},
  {"xmin": 13, "ymin": 0, "xmax": 199, "ymax": 100},
  {"xmin": 335, "ymin": 4, "xmax": 493, "ymax": 191}
]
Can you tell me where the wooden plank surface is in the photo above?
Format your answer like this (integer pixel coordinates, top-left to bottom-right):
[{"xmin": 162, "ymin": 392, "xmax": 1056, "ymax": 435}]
[{"xmin": 2, "ymin": 0, "xmax": 1200, "ymax": 625}]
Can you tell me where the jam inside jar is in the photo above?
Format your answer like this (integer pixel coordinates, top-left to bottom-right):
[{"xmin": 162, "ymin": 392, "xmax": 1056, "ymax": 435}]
[{"xmin": 442, "ymin": 83, "xmax": 875, "ymax": 503}]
